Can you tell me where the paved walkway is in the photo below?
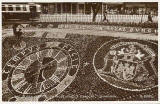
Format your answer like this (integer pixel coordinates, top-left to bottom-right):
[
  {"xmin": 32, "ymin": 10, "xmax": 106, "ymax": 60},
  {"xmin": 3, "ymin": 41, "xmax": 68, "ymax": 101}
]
[{"xmin": 2, "ymin": 28, "xmax": 157, "ymax": 41}]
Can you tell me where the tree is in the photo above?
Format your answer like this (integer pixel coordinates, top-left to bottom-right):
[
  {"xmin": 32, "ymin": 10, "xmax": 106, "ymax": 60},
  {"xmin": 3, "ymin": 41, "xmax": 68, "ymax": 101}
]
[{"xmin": 90, "ymin": 2, "xmax": 102, "ymax": 22}]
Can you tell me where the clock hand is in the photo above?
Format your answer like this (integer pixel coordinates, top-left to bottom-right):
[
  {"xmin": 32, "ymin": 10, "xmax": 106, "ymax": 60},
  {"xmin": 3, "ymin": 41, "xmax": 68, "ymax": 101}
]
[
  {"xmin": 38, "ymin": 59, "xmax": 57, "ymax": 80},
  {"xmin": 24, "ymin": 60, "xmax": 43, "ymax": 87},
  {"xmin": 25, "ymin": 58, "xmax": 56, "ymax": 86}
]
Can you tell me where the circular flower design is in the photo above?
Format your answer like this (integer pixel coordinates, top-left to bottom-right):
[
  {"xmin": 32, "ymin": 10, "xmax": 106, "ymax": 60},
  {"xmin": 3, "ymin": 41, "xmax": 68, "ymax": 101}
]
[
  {"xmin": 3, "ymin": 41, "xmax": 80, "ymax": 101},
  {"xmin": 93, "ymin": 39, "xmax": 157, "ymax": 91}
]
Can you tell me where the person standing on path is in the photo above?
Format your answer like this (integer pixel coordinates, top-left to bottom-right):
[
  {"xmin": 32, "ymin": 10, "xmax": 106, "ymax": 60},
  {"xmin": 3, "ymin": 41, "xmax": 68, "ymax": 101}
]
[
  {"xmin": 103, "ymin": 5, "xmax": 109, "ymax": 22},
  {"xmin": 148, "ymin": 12, "xmax": 153, "ymax": 22},
  {"xmin": 12, "ymin": 23, "xmax": 24, "ymax": 47}
]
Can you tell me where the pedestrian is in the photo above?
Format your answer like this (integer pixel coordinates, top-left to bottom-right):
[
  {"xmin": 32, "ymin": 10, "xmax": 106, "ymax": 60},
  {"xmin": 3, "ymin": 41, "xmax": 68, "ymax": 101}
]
[
  {"xmin": 16, "ymin": 28, "xmax": 23, "ymax": 47},
  {"xmin": 12, "ymin": 25, "xmax": 26, "ymax": 50},
  {"xmin": 103, "ymin": 6, "xmax": 109, "ymax": 22},
  {"xmin": 148, "ymin": 12, "xmax": 153, "ymax": 22},
  {"xmin": 17, "ymin": 29, "xmax": 23, "ymax": 40},
  {"xmin": 13, "ymin": 23, "xmax": 19, "ymax": 36},
  {"xmin": 13, "ymin": 24, "xmax": 23, "ymax": 47}
]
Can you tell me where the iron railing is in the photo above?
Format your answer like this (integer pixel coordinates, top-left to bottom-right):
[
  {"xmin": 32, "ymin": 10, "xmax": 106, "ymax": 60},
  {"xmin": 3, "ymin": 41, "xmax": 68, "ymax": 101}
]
[{"xmin": 38, "ymin": 14, "xmax": 158, "ymax": 23}]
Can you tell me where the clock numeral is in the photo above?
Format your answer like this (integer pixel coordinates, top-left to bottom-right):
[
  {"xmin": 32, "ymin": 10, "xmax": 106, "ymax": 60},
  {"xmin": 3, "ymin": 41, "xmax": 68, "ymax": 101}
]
[
  {"xmin": 16, "ymin": 65, "xmax": 26, "ymax": 70},
  {"xmin": 14, "ymin": 79, "xmax": 27, "ymax": 90},
  {"xmin": 49, "ymin": 74, "xmax": 60, "ymax": 83},
  {"xmin": 12, "ymin": 56, "xmax": 21, "ymax": 62},
  {"xmin": 26, "ymin": 56, "xmax": 34, "ymax": 64},
  {"xmin": 41, "ymin": 79, "xmax": 55, "ymax": 90},
  {"xmin": 12, "ymin": 73, "xmax": 24, "ymax": 81},
  {"xmin": 57, "ymin": 66, "xmax": 67, "ymax": 71},
  {"xmin": 6, "ymin": 62, "xmax": 16, "ymax": 68},
  {"xmin": 57, "ymin": 57, "xmax": 67, "ymax": 63},
  {"xmin": 23, "ymin": 84, "xmax": 32, "ymax": 94},
  {"xmin": 36, "ymin": 51, "xmax": 43, "ymax": 63},
  {"xmin": 47, "ymin": 49, "xmax": 53, "ymax": 57}
]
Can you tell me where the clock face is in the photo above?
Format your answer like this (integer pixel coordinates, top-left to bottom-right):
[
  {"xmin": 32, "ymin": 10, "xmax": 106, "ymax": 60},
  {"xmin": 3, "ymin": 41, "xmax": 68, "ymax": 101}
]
[
  {"xmin": 10, "ymin": 48, "xmax": 69, "ymax": 95},
  {"xmin": 93, "ymin": 39, "xmax": 158, "ymax": 91},
  {"xmin": 3, "ymin": 41, "xmax": 80, "ymax": 101}
]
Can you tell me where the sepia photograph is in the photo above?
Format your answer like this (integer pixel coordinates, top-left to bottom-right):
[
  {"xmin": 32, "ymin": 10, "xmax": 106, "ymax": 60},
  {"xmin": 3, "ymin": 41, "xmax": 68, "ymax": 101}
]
[{"xmin": 2, "ymin": 2, "xmax": 158, "ymax": 101}]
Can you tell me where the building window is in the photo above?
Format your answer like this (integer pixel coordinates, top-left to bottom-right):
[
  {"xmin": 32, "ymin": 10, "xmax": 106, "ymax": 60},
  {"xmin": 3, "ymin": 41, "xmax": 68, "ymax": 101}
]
[
  {"xmin": 48, "ymin": 4, "xmax": 55, "ymax": 14},
  {"xmin": 62, "ymin": 3, "xmax": 71, "ymax": 13},
  {"xmin": 62, "ymin": 3, "xmax": 66, "ymax": 13},
  {"xmin": 2, "ymin": 6, "xmax": 6, "ymax": 11},
  {"xmin": 72, "ymin": 3, "xmax": 77, "ymax": 14},
  {"xmin": 16, "ymin": 5, "xmax": 21, "ymax": 11},
  {"xmin": 42, "ymin": 4, "xmax": 49, "ymax": 14},
  {"xmin": 79, "ymin": 4, "xmax": 84, "ymax": 14},
  {"xmin": 57, "ymin": 3, "xmax": 61, "ymax": 14},
  {"xmin": 85, "ymin": 3, "xmax": 91, "ymax": 14},
  {"xmin": 66, "ymin": 3, "xmax": 71, "ymax": 13},
  {"xmin": 8, "ymin": 5, "xmax": 13, "ymax": 11},
  {"xmin": 23, "ymin": 5, "xmax": 27, "ymax": 11}
]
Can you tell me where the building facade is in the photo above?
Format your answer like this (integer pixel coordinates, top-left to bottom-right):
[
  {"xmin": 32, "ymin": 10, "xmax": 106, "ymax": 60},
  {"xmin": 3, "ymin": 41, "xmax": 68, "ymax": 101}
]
[{"xmin": 39, "ymin": 2, "xmax": 158, "ymax": 16}]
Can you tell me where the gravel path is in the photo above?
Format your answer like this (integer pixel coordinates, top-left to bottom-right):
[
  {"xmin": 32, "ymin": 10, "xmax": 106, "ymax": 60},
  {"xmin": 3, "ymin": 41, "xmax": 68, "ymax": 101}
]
[{"xmin": 2, "ymin": 28, "xmax": 157, "ymax": 41}]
